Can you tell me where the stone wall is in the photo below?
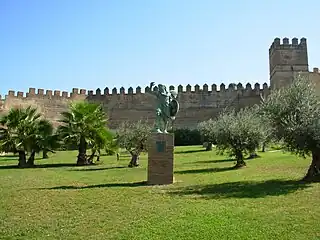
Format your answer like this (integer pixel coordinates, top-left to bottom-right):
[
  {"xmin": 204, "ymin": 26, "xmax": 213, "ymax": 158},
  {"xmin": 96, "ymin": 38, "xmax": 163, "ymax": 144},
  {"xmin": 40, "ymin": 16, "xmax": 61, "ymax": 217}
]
[
  {"xmin": 269, "ymin": 37, "xmax": 309, "ymax": 90},
  {"xmin": 2, "ymin": 36, "xmax": 318, "ymax": 129},
  {"xmin": 309, "ymin": 68, "xmax": 320, "ymax": 96},
  {"xmin": 0, "ymin": 88, "xmax": 87, "ymax": 128},
  {"xmin": 0, "ymin": 83, "xmax": 270, "ymax": 129}
]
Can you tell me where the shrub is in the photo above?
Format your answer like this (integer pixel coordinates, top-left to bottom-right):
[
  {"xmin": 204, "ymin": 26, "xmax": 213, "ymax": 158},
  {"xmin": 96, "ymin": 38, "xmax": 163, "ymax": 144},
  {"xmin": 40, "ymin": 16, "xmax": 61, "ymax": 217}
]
[{"xmin": 172, "ymin": 128, "xmax": 202, "ymax": 146}]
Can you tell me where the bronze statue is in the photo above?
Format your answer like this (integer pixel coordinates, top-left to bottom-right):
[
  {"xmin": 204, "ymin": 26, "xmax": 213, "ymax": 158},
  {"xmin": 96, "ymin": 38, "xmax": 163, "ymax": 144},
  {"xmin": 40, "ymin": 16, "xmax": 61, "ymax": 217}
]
[{"xmin": 148, "ymin": 82, "xmax": 179, "ymax": 133}]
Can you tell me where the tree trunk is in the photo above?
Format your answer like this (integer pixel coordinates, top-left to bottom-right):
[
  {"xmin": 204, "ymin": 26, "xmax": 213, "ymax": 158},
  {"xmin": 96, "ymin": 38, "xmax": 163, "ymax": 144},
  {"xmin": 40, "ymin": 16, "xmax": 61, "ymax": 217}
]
[
  {"xmin": 235, "ymin": 151, "xmax": 246, "ymax": 168},
  {"xmin": 128, "ymin": 152, "xmax": 140, "ymax": 167},
  {"xmin": 27, "ymin": 150, "xmax": 36, "ymax": 166},
  {"xmin": 206, "ymin": 143, "xmax": 213, "ymax": 151},
  {"xmin": 248, "ymin": 152, "xmax": 258, "ymax": 159},
  {"xmin": 96, "ymin": 149, "xmax": 100, "ymax": 162},
  {"xmin": 261, "ymin": 143, "xmax": 266, "ymax": 152},
  {"xmin": 77, "ymin": 136, "xmax": 88, "ymax": 166},
  {"xmin": 303, "ymin": 150, "xmax": 320, "ymax": 182},
  {"xmin": 42, "ymin": 150, "xmax": 49, "ymax": 159},
  {"xmin": 18, "ymin": 151, "xmax": 27, "ymax": 167},
  {"xmin": 86, "ymin": 149, "xmax": 101, "ymax": 163},
  {"xmin": 87, "ymin": 149, "xmax": 96, "ymax": 164}
]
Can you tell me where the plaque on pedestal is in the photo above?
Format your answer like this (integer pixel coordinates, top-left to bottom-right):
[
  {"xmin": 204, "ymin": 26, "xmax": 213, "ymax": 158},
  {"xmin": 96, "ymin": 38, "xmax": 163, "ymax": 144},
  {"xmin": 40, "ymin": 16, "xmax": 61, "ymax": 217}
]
[{"xmin": 147, "ymin": 133, "xmax": 174, "ymax": 185}]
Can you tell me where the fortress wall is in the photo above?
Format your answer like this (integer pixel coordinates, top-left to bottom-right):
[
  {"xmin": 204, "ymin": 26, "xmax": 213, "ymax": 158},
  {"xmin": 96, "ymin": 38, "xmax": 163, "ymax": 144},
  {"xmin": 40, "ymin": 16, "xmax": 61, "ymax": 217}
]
[
  {"xmin": 3, "ymin": 36, "xmax": 320, "ymax": 129},
  {"xmin": 309, "ymin": 67, "xmax": 320, "ymax": 96},
  {"xmin": 269, "ymin": 37, "xmax": 309, "ymax": 90},
  {"xmin": 0, "ymin": 83, "xmax": 270, "ymax": 129},
  {"xmin": 0, "ymin": 88, "xmax": 87, "ymax": 127}
]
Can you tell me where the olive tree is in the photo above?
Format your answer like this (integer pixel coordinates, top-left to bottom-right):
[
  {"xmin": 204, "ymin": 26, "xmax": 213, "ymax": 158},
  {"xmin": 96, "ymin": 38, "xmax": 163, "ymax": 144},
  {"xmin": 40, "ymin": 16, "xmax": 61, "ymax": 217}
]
[
  {"xmin": 260, "ymin": 74, "xmax": 320, "ymax": 181},
  {"xmin": 200, "ymin": 107, "xmax": 266, "ymax": 168},
  {"xmin": 116, "ymin": 120, "xmax": 152, "ymax": 167},
  {"xmin": 198, "ymin": 119, "xmax": 216, "ymax": 151}
]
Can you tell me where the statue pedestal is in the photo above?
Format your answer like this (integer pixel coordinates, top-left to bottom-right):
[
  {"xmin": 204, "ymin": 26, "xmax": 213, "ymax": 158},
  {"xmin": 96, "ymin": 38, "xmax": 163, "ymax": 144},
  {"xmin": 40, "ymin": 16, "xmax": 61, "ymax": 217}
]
[{"xmin": 147, "ymin": 133, "xmax": 174, "ymax": 185}]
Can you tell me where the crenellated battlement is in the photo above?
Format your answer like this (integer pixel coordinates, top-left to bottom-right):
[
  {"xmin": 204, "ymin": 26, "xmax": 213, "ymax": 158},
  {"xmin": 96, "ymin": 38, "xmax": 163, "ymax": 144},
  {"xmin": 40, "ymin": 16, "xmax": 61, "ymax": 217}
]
[
  {"xmin": 269, "ymin": 37, "xmax": 307, "ymax": 55},
  {"xmin": 4, "ymin": 82, "xmax": 270, "ymax": 100},
  {"xmin": 0, "ymin": 96, "xmax": 4, "ymax": 109},
  {"xmin": 0, "ymin": 82, "xmax": 272, "ymax": 129},
  {"xmin": 312, "ymin": 67, "xmax": 320, "ymax": 74},
  {"xmin": 5, "ymin": 87, "xmax": 88, "ymax": 99},
  {"xmin": 1, "ymin": 36, "xmax": 318, "ymax": 129},
  {"xmin": 269, "ymin": 36, "xmax": 309, "ymax": 90}
]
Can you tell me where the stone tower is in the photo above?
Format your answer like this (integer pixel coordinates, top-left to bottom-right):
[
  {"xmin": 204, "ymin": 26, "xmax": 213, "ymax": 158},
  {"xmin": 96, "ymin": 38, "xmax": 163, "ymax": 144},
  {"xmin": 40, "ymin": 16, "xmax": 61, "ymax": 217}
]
[{"xmin": 269, "ymin": 37, "xmax": 309, "ymax": 90}]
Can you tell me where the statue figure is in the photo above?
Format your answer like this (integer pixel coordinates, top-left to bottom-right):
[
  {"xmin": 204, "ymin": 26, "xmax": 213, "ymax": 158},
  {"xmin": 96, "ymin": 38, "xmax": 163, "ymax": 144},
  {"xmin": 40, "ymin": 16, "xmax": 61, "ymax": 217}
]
[{"xmin": 147, "ymin": 82, "xmax": 179, "ymax": 133}]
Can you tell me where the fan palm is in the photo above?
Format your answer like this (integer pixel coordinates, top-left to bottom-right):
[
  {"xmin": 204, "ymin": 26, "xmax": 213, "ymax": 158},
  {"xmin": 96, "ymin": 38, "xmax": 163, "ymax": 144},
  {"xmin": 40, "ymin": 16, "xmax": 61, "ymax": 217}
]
[
  {"xmin": 57, "ymin": 101, "xmax": 111, "ymax": 165},
  {"xmin": 26, "ymin": 119, "xmax": 60, "ymax": 165},
  {"xmin": 87, "ymin": 128, "xmax": 114, "ymax": 163},
  {"xmin": 0, "ymin": 106, "xmax": 41, "ymax": 167}
]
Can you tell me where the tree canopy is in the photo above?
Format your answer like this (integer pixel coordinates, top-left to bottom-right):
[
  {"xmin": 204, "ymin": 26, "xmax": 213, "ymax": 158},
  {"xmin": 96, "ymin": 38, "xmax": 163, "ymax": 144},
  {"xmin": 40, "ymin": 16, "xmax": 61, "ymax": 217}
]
[
  {"xmin": 198, "ymin": 119, "xmax": 216, "ymax": 150},
  {"xmin": 57, "ymin": 101, "xmax": 113, "ymax": 165},
  {"xmin": 0, "ymin": 106, "xmax": 58, "ymax": 167},
  {"xmin": 116, "ymin": 120, "xmax": 152, "ymax": 167},
  {"xmin": 199, "ymin": 107, "xmax": 266, "ymax": 167},
  {"xmin": 260, "ymin": 74, "xmax": 320, "ymax": 181}
]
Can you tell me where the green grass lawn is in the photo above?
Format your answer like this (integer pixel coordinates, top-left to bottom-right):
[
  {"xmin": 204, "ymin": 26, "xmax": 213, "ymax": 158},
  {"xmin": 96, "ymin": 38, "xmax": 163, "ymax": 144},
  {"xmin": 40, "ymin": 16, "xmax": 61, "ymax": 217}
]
[{"xmin": 0, "ymin": 146, "xmax": 319, "ymax": 240}]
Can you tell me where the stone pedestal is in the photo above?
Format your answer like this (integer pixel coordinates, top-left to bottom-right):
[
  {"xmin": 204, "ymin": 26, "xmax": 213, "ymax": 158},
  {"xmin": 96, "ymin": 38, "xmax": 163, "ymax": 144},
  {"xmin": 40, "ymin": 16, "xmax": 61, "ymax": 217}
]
[{"xmin": 147, "ymin": 133, "xmax": 174, "ymax": 185}]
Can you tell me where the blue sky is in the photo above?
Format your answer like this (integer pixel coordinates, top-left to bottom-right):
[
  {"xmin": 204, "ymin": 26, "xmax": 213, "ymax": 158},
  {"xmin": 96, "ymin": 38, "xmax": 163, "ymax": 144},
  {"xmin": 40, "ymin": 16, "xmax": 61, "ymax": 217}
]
[{"xmin": 1, "ymin": 0, "xmax": 320, "ymax": 97}]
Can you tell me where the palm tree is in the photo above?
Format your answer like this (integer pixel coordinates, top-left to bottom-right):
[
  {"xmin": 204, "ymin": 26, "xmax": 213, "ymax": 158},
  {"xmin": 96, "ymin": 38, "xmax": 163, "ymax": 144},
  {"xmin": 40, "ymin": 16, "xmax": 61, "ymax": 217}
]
[
  {"xmin": 37, "ymin": 119, "xmax": 59, "ymax": 159},
  {"xmin": 57, "ymin": 101, "xmax": 112, "ymax": 165},
  {"xmin": 105, "ymin": 137, "xmax": 119, "ymax": 156},
  {"xmin": 26, "ymin": 119, "xmax": 60, "ymax": 166},
  {"xmin": 87, "ymin": 128, "xmax": 114, "ymax": 163},
  {"xmin": 0, "ymin": 106, "xmax": 42, "ymax": 167}
]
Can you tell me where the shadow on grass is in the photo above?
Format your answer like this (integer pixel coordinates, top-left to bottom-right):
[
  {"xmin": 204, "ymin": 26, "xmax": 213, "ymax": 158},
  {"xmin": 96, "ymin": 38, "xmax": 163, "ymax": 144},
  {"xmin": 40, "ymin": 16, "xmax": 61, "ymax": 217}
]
[
  {"xmin": 175, "ymin": 149, "xmax": 207, "ymax": 154},
  {"xmin": 0, "ymin": 155, "xmax": 17, "ymax": 158},
  {"xmin": 0, "ymin": 155, "xmax": 43, "ymax": 160},
  {"xmin": 187, "ymin": 159, "xmax": 236, "ymax": 164},
  {"xmin": 246, "ymin": 155, "xmax": 261, "ymax": 160},
  {"xmin": 70, "ymin": 166, "xmax": 126, "ymax": 171},
  {"xmin": 169, "ymin": 179, "xmax": 311, "ymax": 199},
  {"xmin": 0, "ymin": 163, "xmax": 77, "ymax": 169},
  {"xmin": 42, "ymin": 181, "xmax": 147, "ymax": 190},
  {"xmin": 174, "ymin": 166, "xmax": 235, "ymax": 174}
]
